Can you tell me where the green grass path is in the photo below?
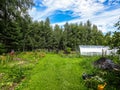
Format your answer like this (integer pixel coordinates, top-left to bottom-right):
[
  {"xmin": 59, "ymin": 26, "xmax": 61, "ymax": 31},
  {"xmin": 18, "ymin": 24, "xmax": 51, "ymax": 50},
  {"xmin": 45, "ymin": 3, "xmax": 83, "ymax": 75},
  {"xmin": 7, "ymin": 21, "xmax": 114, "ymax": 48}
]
[{"xmin": 18, "ymin": 54, "xmax": 96, "ymax": 90}]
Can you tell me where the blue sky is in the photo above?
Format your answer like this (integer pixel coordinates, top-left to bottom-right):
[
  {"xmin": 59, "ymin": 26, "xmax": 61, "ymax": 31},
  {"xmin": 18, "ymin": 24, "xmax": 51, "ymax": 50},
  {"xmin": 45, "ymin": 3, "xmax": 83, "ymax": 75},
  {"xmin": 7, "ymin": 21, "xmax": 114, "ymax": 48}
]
[{"xmin": 29, "ymin": 0, "xmax": 120, "ymax": 33}]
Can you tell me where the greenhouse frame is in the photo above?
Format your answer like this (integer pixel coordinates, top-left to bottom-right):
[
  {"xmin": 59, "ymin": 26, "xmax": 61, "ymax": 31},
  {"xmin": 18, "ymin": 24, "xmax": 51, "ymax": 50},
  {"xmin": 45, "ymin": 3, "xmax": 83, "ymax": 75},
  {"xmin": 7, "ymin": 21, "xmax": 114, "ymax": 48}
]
[{"xmin": 79, "ymin": 45, "xmax": 117, "ymax": 56}]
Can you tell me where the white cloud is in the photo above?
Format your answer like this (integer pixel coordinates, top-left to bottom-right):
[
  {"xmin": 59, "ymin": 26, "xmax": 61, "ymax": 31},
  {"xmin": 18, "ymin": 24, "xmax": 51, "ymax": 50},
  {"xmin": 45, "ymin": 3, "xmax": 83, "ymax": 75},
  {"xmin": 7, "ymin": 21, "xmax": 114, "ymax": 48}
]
[
  {"xmin": 29, "ymin": 0, "xmax": 106, "ymax": 20},
  {"xmin": 28, "ymin": 7, "xmax": 54, "ymax": 21},
  {"xmin": 52, "ymin": 8, "xmax": 120, "ymax": 33},
  {"xmin": 91, "ymin": 8, "xmax": 120, "ymax": 32},
  {"xmin": 42, "ymin": 0, "xmax": 73, "ymax": 9},
  {"xmin": 40, "ymin": 0, "xmax": 105, "ymax": 18},
  {"xmin": 29, "ymin": 0, "xmax": 120, "ymax": 33},
  {"xmin": 71, "ymin": 0, "xmax": 105, "ymax": 17},
  {"xmin": 98, "ymin": 0, "xmax": 107, "ymax": 3}
]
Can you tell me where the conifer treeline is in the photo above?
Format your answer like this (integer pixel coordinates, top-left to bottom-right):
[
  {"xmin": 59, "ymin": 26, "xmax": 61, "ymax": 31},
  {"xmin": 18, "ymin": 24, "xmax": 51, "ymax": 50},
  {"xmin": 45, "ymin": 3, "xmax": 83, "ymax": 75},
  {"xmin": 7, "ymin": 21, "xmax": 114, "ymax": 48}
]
[{"xmin": 1, "ymin": 0, "xmax": 119, "ymax": 54}]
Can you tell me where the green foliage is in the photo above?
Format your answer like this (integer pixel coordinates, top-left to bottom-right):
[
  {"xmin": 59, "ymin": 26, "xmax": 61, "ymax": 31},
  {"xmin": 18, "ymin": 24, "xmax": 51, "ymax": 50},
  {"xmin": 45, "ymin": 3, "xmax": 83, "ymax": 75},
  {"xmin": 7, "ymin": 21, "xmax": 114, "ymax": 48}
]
[
  {"xmin": 0, "ymin": 0, "xmax": 118, "ymax": 53},
  {"xmin": 100, "ymin": 55, "xmax": 120, "ymax": 89},
  {"xmin": 0, "ymin": 51, "xmax": 45, "ymax": 89},
  {"xmin": 1, "ymin": 12, "xmax": 107, "ymax": 52},
  {"xmin": 0, "ymin": 65, "xmax": 30, "ymax": 90},
  {"xmin": 103, "ymin": 32, "xmax": 111, "ymax": 45},
  {"xmin": 0, "ymin": 52, "xmax": 99, "ymax": 90},
  {"xmin": 0, "ymin": 0, "xmax": 34, "ymax": 52},
  {"xmin": 85, "ymin": 76, "xmax": 104, "ymax": 89},
  {"xmin": 16, "ymin": 53, "xmax": 92, "ymax": 90},
  {"xmin": 110, "ymin": 32, "xmax": 120, "ymax": 54},
  {"xmin": 1, "ymin": 52, "xmax": 120, "ymax": 90},
  {"xmin": 0, "ymin": 43, "xmax": 6, "ymax": 54},
  {"xmin": 65, "ymin": 47, "xmax": 71, "ymax": 54},
  {"xmin": 0, "ymin": 54, "xmax": 11, "ymax": 65},
  {"xmin": 110, "ymin": 18, "xmax": 120, "ymax": 54},
  {"xmin": 103, "ymin": 71, "xmax": 120, "ymax": 89},
  {"xmin": 8, "ymin": 66, "xmax": 25, "ymax": 83}
]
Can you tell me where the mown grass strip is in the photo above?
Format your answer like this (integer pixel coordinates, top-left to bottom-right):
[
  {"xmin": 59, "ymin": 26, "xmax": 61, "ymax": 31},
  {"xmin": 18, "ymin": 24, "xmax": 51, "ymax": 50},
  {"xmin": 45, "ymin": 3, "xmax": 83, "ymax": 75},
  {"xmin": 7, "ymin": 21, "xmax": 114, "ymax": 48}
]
[{"xmin": 17, "ymin": 54, "xmax": 98, "ymax": 90}]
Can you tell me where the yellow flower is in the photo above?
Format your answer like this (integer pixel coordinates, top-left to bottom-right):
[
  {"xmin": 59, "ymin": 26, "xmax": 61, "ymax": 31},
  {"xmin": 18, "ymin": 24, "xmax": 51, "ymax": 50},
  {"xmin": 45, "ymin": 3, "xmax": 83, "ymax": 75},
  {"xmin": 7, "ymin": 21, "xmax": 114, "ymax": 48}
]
[{"xmin": 98, "ymin": 82, "xmax": 107, "ymax": 90}]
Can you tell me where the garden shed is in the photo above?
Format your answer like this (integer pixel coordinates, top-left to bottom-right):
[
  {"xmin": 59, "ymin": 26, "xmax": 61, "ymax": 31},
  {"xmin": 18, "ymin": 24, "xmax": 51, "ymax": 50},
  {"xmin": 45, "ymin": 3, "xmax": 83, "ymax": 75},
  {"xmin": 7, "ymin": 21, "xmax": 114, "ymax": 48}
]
[{"xmin": 79, "ymin": 45, "xmax": 117, "ymax": 56}]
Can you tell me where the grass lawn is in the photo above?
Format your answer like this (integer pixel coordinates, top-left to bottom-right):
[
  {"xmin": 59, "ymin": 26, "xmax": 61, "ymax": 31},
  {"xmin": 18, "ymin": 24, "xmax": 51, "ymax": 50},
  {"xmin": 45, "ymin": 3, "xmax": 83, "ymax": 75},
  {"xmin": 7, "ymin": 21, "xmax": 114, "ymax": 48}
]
[
  {"xmin": 0, "ymin": 52, "xmax": 103, "ymax": 90},
  {"xmin": 16, "ymin": 53, "xmax": 98, "ymax": 90}
]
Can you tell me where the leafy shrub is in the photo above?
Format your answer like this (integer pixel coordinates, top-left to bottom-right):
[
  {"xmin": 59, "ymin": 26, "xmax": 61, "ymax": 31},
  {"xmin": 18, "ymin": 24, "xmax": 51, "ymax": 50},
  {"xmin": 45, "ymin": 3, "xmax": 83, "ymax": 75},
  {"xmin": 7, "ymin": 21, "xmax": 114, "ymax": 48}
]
[
  {"xmin": 0, "ymin": 43, "xmax": 6, "ymax": 54},
  {"xmin": 107, "ymin": 55, "xmax": 120, "ymax": 64},
  {"xmin": 8, "ymin": 66, "xmax": 25, "ymax": 83},
  {"xmin": 103, "ymin": 70, "xmax": 120, "ymax": 89},
  {"xmin": 64, "ymin": 47, "xmax": 71, "ymax": 54},
  {"xmin": 85, "ymin": 76, "xmax": 104, "ymax": 89}
]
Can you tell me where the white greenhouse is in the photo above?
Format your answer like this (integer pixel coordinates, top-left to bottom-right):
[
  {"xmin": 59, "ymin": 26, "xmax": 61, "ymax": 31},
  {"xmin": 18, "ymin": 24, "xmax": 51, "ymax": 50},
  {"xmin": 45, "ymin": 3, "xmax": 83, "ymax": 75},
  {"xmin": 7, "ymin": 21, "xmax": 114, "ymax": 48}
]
[{"xmin": 79, "ymin": 45, "xmax": 117, "ymax": 56}]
